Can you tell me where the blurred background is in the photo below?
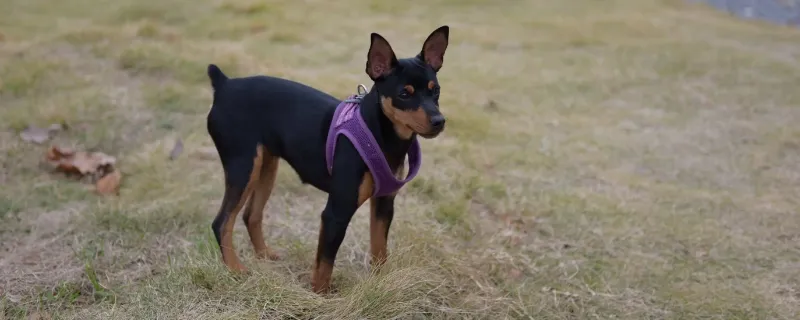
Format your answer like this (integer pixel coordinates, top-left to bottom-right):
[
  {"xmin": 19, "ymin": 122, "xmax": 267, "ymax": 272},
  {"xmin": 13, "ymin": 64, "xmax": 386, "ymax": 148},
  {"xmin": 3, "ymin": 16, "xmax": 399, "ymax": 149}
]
[
  {"xmin": 1, "ymin": 0, "xmax": 799, "ymax": 319},
  {"xmin": 699, "ymin": 0, "xmax": 800, "ymax": 26}
]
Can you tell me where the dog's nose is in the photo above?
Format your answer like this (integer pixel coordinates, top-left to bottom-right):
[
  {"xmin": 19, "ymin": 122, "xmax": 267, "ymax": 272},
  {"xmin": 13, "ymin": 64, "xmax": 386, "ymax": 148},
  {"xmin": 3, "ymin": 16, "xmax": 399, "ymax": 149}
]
[{"xmin": 430, "ymin": 115, "xmax": 446, "ymax": 130}]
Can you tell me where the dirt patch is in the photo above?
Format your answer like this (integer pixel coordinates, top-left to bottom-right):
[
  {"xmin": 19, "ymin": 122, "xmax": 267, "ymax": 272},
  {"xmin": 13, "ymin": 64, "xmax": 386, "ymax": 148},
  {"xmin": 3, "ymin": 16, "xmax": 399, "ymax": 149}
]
[{"xmin": 0, "ymin": 204, "xmax": 84, "ymax": 298}]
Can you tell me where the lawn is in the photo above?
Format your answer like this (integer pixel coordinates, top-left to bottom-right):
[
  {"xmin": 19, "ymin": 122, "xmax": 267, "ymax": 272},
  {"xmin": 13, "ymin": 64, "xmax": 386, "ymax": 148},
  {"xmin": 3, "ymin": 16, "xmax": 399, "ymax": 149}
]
[{"xmin": 1, "ymin": 0, "xmax": 800, "ymax": 319}]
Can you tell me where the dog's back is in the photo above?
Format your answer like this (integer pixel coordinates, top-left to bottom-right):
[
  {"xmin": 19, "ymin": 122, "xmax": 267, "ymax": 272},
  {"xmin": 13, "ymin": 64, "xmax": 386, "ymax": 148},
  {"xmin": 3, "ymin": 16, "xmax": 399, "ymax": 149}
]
[
  {"xmin": 206, "ymin": 64, "xmax": 340, "ymax": 189},
  {"xmin": 208, "ymin": 64, "xmax": 339, "ymax": 122}
]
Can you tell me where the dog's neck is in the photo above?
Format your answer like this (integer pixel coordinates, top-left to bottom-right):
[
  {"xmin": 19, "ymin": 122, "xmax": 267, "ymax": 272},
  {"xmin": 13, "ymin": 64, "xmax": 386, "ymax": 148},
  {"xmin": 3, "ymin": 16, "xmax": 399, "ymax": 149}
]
[{"xmin": 359, "ymin": 88, "xmax": 415, "ymax": 169}]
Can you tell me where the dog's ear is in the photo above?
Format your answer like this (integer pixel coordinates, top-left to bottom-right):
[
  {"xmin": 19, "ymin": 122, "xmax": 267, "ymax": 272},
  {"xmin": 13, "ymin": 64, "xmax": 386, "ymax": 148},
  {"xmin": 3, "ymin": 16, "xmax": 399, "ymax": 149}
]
[
  {"xmin": 418, "ymin": 25, "xmax": 449, "ymax": 72},
  {"xmin": 366, "ymin": 33, "xmax": 398, "ymax": 80}
]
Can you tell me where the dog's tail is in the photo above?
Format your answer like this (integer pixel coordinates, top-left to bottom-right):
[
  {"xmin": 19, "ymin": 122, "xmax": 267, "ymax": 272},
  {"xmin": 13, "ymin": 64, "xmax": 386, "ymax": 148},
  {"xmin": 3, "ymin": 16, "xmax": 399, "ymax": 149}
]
[{"xmin": 207, "ymin": 64, "xmax": 228, "ymax": 90}]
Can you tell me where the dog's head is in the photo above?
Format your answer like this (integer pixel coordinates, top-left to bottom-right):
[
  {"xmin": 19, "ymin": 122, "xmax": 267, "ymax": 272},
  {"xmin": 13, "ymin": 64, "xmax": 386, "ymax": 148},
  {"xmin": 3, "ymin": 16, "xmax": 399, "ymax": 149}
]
[{"xmin": 365, "ymin": 26, "xmax": 449, "ymax": 140}]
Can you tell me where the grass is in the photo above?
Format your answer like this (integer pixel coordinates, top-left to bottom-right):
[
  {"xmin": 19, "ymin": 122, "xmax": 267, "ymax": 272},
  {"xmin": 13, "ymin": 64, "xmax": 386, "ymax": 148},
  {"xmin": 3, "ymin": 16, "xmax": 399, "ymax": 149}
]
[{"xmin": 1, "ymin": 0, "xmax": 800, "ymax": 318}]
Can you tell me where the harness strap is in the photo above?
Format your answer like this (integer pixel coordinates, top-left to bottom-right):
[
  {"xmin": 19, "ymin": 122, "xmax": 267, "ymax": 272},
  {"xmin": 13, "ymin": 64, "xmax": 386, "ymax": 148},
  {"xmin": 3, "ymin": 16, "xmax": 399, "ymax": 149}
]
[{"xmin": 325, "ymin": 91, "xmax": 422, "ymax": 198}]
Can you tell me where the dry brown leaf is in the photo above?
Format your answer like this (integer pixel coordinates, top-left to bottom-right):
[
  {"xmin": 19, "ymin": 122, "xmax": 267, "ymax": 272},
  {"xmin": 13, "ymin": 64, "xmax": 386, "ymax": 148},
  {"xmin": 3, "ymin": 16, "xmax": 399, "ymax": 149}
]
[
  {"xmin": 45, "ymin": 145, "xmax": 116, "ymax": 176},
  {"xmin": 96, "ymin": 169, "xmax": 122, "ymax": 195},
  {"xmin": 44, "ymin": 145, "xmax": 121, "ymax": 196},
  {"xmin": 169, "ymin": 138, "xmax": 184, "ymax": 160},
  {"xmin": 46, "ymin": 145, "xmax": 75, "ymax": 161}
]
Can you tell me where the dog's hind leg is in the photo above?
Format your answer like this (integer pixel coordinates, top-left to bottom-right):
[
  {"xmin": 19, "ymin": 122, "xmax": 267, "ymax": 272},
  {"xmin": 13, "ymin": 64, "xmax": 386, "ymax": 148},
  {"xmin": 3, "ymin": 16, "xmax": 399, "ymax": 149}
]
[
  {"xmin": 242, "ymin": 151, "xmax": 281, "ymax": 260},
  {"xmin": 211, "ymin": 144, "xmax": 264, "ymax": 273}
]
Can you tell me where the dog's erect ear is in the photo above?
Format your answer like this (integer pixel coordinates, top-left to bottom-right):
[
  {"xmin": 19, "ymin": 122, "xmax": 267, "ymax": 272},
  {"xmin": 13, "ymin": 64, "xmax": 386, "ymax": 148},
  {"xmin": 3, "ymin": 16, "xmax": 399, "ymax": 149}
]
[
  {"xmin": 418, "ymin": 25, "xmax": 449, "ymax": 72},
  {"xmin": 366, "ymin": 33, "xmax": 398, "ymax": 80}
]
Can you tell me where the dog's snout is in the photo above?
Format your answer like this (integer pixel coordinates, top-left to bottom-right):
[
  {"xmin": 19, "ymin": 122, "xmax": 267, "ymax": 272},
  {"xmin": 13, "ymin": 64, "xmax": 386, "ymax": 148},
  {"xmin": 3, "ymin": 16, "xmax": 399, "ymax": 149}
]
[{"xmin": 430, "ymin": 115, "xmax": 446, "ymax": 130}]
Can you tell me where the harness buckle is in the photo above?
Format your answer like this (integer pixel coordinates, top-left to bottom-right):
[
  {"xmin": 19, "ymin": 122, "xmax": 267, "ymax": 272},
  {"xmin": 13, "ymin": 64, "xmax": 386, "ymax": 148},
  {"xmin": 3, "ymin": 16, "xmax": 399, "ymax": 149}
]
[{"xmin": 357, "ymin": 84, "xmax": 368, "ymax": 96}]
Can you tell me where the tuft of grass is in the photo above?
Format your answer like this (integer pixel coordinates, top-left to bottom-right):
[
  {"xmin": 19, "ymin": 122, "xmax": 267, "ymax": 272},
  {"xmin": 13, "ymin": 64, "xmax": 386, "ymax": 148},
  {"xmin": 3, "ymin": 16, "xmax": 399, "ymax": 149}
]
[
  {"xmin": 116, "ymin": 43, "xmax": 208, "ymax": 83},
  {"xmin": 432, "ymin": 200, "xmax": 469, "ymax": 228},
  {"xmin": 143, "ymin": 82, "xmax": 205, "ymax": 114},
  {"xmin": 113, "ymin": 2, "xmax": 189, "ymax": 24},
  {"xmin": 0, "ymin": 59, "xmax": 66, "ymax": 98},
  {"xmin": 268, "ymin": 31, "xmax": 303, "ymax": 44},
  {"xmin": 135, "ymin": 22, "xmax": 162, "ymax": 39},
  {"xmin": 37, "ymin": 282, "xmax": 82, "ymax": 308},
  {"xmin": 218, "ymin": 0, "xmax": 273, "ymax": 16}
]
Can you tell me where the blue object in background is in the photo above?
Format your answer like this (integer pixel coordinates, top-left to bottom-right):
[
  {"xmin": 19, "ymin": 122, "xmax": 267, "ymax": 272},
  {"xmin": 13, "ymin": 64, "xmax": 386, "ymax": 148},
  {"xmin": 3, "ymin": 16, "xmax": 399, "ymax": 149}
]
[{"xmin": 694, "ymin": 0, "xmax": 800, "ymax": 26}]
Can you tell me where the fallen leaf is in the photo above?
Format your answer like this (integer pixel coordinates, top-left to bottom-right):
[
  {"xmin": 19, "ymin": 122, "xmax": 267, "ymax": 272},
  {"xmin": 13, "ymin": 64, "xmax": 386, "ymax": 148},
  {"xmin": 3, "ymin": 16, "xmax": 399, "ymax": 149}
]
[
  {"xmin": 20, "ymin": 127, "xmax": 51, "ymax": 144},
  {"xmin": 44, "ymin": 145, "xmax": 122, "ymax": 196},
  {"xmin": 46, "ymin": 145, "xmax": 75, "ymax": 161},
  {"xmin": 96, "ymin": 169, "xmax": 122, "ymax": 195},
  {"xmin": 169, "ymin": 138, "xmax": 184, "ymax": 160},
  {"xmin": 61, "ymin": 152, "xmax": 114, "ymax": 175},
  {"xmin": 20, "ymin": 124, "xmax": 65, "ymax": 144},
  {"xmin": 46, "ymin": 145, "xmax": 116, "ymax": 176}
]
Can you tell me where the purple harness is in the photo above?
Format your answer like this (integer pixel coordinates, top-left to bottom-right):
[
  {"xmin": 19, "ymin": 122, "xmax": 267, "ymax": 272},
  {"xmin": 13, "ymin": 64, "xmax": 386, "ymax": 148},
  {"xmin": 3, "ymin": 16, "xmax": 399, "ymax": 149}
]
[{"xmin": 325, "ymin": 89, "xmax": 422, "ymax": 198}]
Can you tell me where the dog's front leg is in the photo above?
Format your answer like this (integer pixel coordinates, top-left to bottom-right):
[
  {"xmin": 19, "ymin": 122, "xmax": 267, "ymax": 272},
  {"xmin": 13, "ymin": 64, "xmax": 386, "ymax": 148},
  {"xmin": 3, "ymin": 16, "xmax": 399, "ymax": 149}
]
[
  {"xmin": 311, "ymin": 136, "xmax": 374, "ymax": 294},
  {"xmin": 311, "ymin": 197, "xmax": 357, "ymax": 294},
  {"xmin": 311, "ymin": 176, "xmax": 372, "ymax": 294},
  {"xmin": 369, "ymin": 195, "xmax": 395, "ymax": 270}
]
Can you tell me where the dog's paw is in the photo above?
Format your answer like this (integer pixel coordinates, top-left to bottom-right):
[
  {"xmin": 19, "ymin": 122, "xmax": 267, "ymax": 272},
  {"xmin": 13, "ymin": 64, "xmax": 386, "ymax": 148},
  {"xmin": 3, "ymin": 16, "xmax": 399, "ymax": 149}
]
[
  {"xmin": 266, "ymin": 252, "xmax": 282, "ymax": 261},
  {"xmin": 224, "ymin": 259, "xmax": 248, "ymax": 273},
  {"xmin": 256, "ymin": 248, "xmax": 282, "ymax": 261},
  {"xmin": 311, "ymin": 281, "xmax": 334, "ymax": 295},
  {"xmin": 226, "ymin": 263, "xmax": 250, "ymax": 280}
]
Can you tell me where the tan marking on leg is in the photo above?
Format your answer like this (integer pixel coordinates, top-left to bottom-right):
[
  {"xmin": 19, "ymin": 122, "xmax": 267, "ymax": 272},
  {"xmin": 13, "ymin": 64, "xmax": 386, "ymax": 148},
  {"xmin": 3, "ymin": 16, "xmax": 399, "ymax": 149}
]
[
  {"xmin": 311, "ymin": 173, "xmax": 373, "ymax": 293},
  {"xmin": 220, "ymin": 144, "xmax": 265, "ymax": 272},
  {"xmin": 243, "ymin": 153, "xmax": 280, "ymax": 260},
  {"xmin": 369, "ymin": 199, "xmax": 389, "ymax": 269},
  {"xmin": 427, "ymin": 81, "xmax": 435, "ymax": 90},
  {"xmin": 358, "ymin": 173, "xmax": 374, "ymax": 207},
  {"xmin": 380, "ymin": 97, "xmax": 432, "ymax": 139},
  {"xmin": 312, "ymin": 222, "xmax": 333, "ymax": 294},
  {"xmin": 371, "ymin": 163, "xmax": 405, "ymax": 268},
  {"xmin": 385, "ymin": 161, "xmax": 405, "ymax": 196},
  {"xmin": 312, "ymin": 260, "xmax": 333, "ymax": 294}
]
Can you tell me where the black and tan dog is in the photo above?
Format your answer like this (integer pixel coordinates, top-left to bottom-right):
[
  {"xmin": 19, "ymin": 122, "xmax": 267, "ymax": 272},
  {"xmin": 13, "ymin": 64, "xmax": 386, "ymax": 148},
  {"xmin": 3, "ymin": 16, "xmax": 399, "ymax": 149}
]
[{"xmin": 205, "ymin": 26, "xmax": 450, "ymax": 293}]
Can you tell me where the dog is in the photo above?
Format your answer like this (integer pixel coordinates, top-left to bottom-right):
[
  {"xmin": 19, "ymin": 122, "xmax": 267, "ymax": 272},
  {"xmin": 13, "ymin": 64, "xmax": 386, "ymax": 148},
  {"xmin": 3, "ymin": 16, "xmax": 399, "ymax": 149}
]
[{"xmin": 205, "ymin": 26, "xmax": 450, "ymax": 293}]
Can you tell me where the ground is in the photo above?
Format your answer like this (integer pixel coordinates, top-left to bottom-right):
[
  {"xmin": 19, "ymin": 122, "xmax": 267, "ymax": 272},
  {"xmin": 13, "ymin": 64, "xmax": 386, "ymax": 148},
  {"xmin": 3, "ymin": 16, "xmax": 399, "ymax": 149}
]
[{"xmin": 1, "ymin": 0, "xmax": 799, "ymax": 319}]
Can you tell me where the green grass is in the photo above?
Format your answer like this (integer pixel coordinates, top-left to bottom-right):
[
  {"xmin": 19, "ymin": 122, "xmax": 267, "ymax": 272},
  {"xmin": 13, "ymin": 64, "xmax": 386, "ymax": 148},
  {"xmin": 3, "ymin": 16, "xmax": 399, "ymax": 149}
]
[{"xmin": 2, "ymin": 0, "xmax": 800, "ymax": 319}]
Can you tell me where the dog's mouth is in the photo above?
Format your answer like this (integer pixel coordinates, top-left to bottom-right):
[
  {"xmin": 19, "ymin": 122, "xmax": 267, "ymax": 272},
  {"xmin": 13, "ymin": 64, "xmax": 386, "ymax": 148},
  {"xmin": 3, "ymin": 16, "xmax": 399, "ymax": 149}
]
[
  {"xmin": 404, "ymin": 122, "xmax": 443, "ymax": 139},
  {"xmin": 416, "ymin": 127, "xmax": 443, "ymax": 139},
  {"xmin": 419, "ymin": 132, "xmax": 440, "ymax": 139}
]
